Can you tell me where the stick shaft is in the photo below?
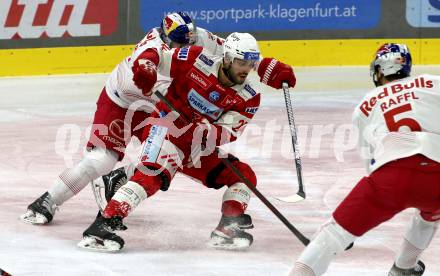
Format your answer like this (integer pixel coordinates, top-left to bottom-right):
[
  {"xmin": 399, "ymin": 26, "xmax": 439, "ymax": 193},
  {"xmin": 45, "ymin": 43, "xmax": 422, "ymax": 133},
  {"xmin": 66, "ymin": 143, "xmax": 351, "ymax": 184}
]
[{"xmin": 282, "ymin": 83, "xmax": 305, "ymax": 196}]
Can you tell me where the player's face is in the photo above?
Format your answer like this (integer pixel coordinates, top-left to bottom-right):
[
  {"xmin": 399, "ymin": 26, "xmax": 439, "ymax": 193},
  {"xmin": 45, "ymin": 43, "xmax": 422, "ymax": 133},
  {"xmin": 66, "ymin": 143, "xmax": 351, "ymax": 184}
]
[{"xmin": 227, "ymin": 59, "xmax": 255, "ymax": 84}]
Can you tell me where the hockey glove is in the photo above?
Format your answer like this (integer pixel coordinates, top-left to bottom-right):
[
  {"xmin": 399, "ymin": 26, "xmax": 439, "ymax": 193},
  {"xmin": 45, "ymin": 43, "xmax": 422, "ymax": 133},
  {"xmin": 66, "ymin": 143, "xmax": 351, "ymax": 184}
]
[
  {"xmin": 258, "ymin": 57, "xmax": 296, "ymax": 89},
  {"xmin": 132, "ymin": 58, "xmax": 157, "ymax": 96}
]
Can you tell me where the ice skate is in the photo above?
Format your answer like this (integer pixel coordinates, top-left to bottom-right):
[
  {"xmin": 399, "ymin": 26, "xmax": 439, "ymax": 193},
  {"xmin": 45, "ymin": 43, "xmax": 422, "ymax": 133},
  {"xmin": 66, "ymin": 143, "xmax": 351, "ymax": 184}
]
[
  {"xmin": 102, "ymin": 167, "xmax": 127, "ymax": 201},
  {"xmin": 78, "ymin": 216, "xmax": 126, "ymax": 252},
  {"xmin": 388, "ymin": 260, "xmax": 425, "ymax": 276},
  {"xmin": 233, "ymin": 213, "xmax": 254, "ymax": 229},
  {"xmin": 93, "ymin": 167, "xmax": 128, "ymax": 219},
  {"xmin": 207, "ymin": 214, "xmax": 254, "ymax": 250},
  {"xmin": 20, "ymin": 192, "xmax": 57, "ymax": 225}
]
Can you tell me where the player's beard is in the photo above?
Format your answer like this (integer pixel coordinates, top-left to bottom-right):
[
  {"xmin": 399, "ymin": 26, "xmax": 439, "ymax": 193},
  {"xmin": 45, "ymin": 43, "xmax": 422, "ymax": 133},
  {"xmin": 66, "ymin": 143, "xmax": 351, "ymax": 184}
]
[{"xmin": 224, "ymin": 67, "xmax": 247, "ymax": 85}]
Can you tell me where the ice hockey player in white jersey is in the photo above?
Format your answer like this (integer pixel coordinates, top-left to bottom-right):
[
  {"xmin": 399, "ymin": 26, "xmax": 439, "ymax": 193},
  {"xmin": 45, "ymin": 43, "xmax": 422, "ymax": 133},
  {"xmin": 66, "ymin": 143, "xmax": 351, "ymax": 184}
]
[
  {"xmin": 20, "ymin": 12, "xmax": 225, "ymax": 225},
  {"xmin": 290, "ymin": 43, "xmax": 439, "ymax": 276},
  {"xmin": 106, "ymin": 12, "xmax": 224, "ymax": 109}
]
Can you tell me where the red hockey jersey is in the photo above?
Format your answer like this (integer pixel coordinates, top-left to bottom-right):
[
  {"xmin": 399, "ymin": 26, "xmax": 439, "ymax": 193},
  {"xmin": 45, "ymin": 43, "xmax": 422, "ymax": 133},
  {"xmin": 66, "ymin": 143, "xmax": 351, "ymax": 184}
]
[{"xmin": 147, "ymin": 45, "xmax": 261, "ymax": 146}]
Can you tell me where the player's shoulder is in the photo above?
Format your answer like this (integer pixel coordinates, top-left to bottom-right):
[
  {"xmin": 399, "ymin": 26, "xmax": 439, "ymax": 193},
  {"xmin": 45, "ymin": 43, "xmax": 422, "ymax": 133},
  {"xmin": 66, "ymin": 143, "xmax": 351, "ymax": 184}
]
[
  {"xmin": 135, "ymin": 27, "xmax": 165, "ymax": 51},
  {"xmin": 141, "ymin": 27, "xmax": 162, "ymax": 42},
  {"xmin": 196, "ymin": 27, "xmax": 220, "ymax": 42},
  {"xmin": 353, "ymin": 84, "xmax": 383, "ymax": 118},
  {"xmin": 417, "ymin": 73, "xmax": 439, "ymax": 78},
  {"xmin": 187, "ymin": 48, "xmax": 221, "ymax": 76},
  {"xmin": 235, "ymin": 80, "xmax": 261, "ymax": 102},
  {"xmin": 377, "ymin": 74, "xmax": 439, "ymax": 95},
  {"xmin": 195, "ymin": 28, "xmax": 224, "ymax": 49},
  {"xmin": 171, "ymin": 46, "xmax": 218, "ymax": 77},
  {"xmin": 149, "ymin": 27, "xmax": 162, "ymax": 36},
  {"xmin": 173, "ymin": 45, "xmax": 202, "ymax": 61},
  {"xmin": 417, "ymin": 73, "xmax": 440, "ymax": 83},
  {"xmin": 196, "ymin": 27, "xmax": 210, "ymax": 36}
]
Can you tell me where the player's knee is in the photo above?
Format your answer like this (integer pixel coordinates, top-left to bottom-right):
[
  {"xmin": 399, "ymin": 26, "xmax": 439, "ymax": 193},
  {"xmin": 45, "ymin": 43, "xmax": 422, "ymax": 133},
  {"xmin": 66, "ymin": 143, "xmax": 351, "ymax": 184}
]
[
  {"xmin": 229, "ymin": 162, "xmax": 257, "ymax": 188},
  {"xmin": 205, "ymin": 156, "xmax": 236, "ymax": 189},
  {"xmin": 420, "ymin": 209, "xmax": 440, "ymax": 223},
  {"xmin": 297, "ymin": 221, "xmax": 356, "ymax": 276},
  {"xmin": 80, "ymin": 147, "xmax": 119, "ymax": 179},
  {"xmin": 130, "ymin": 169, "xmax": 167, "ymax": 197},
  {"xmin": 205, "ymin": 157, "xmax": 256, "ymax": 189}
]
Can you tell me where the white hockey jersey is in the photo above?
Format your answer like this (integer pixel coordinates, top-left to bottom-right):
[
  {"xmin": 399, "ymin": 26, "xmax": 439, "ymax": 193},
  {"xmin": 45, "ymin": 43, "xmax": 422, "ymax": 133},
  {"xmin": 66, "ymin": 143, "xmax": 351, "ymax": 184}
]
[
  {"xmin": 105, "ymin": 27, "xmax": 224, "ymax": 110},
  {"xmin": 353, "ymin": 74, "xmax": 440, "ymax": 173}
]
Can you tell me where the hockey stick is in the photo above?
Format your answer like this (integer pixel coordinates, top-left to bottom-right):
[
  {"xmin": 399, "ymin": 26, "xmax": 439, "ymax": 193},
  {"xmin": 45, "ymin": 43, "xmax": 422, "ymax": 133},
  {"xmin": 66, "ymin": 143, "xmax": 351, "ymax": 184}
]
[
  {"xmin": 275, "ymin": 82, "xmax": 306, "ymax": 203},
  {"xmin": 0, "ymin": 268, "xmax": 12, "ymax": 276},
  {"xmin": 154, "ymin": 91, "xmax": 310, "ymax": 246}
]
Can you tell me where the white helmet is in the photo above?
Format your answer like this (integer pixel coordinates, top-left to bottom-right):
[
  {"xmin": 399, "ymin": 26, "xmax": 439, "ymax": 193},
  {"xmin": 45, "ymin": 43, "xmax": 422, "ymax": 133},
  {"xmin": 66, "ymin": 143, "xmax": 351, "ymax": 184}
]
[{"xmin": 223, "ymin": 32, "xmax": 260, "ymax": 64}]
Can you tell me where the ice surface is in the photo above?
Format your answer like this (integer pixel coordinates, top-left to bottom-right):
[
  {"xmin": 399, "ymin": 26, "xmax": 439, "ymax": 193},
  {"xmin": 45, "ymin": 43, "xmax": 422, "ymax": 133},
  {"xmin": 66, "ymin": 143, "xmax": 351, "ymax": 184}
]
[{"xmin": 0, "ymin": 67, "xmax": 439, "ymax": 275}]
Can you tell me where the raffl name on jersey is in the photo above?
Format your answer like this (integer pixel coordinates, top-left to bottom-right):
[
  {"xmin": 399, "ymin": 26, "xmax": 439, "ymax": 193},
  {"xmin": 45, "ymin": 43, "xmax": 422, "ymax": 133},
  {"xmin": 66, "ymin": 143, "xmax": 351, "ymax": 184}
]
[{"xmin": 360, "ymin": 77, "xmax": 433, "ymax": 116}]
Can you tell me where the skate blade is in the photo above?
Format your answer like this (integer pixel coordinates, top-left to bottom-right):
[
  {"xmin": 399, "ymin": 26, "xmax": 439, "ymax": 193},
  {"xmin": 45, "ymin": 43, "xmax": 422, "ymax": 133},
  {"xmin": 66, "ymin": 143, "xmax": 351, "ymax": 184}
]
[
  {"xmin": 207, "ymin": 237, "xmax": 251, "ymax": 250},
  {"xmin": 275, "ymin": 194, "xmax": 305, "ymax": 203},
  {"xmin": 20, "ymin": 211, "xmax": 48, "ymax": 225},
  {"xmin": 77, "ymin": 236, "xmax": 122, "ymax": 253}
]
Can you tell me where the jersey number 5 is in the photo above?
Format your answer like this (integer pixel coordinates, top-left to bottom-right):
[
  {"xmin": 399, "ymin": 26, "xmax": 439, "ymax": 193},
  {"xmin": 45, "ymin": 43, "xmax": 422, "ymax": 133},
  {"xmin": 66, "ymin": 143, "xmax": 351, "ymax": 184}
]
[{"xmin": 383, "ymin": 103, "xmax": 422, "ymax": 131}]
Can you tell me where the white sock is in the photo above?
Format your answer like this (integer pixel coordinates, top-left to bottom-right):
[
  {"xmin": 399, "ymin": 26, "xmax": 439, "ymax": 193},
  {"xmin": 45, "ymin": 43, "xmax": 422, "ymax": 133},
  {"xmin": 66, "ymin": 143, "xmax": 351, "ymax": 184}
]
[
  {"xmin": 48, "ymin": 173, "xmax": 77, "ymax": 206},
  {"xmin": 48, "ymin": 147, "xmax": 118, "ymax": 206},
  {"xmin": 289, "ymin": 262, "xmax": 316, "ymax": 276},
  {"xmin": 395, "ymin": 239, "xmax": 423, "ymax": 269},
  {"xmin": 394, "ymin": 211, "xmax": 439, "ymax": 269}
]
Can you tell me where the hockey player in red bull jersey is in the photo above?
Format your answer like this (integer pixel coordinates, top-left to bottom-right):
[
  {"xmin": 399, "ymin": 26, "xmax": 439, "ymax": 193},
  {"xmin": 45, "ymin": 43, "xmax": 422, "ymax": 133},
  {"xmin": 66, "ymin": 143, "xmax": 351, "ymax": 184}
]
[
  {"xmin": 77, "ymin": 32, "xmax": 296, "ymax": 252},
  {"xmin": 20, "ymin": 12, "xmax": 227, "ymax": 225},
  {"xmin": 291, "ymin": 44, "xmax": 439, "ymax": 276}
]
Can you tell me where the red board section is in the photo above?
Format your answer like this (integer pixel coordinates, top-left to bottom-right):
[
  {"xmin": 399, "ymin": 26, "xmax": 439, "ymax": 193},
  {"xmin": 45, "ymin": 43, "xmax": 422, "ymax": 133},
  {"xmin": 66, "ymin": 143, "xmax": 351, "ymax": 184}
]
[{"xmin": 1, "ymin": 0, "xmax": 118, "ymax": 39}]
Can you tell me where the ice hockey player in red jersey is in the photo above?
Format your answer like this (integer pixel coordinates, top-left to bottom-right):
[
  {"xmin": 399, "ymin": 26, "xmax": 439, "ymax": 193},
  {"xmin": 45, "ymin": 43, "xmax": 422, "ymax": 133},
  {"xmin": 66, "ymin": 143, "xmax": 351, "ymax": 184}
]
[
  {"xmin": 290, "ymin": 44, "xmax": 439, "ymax": 276},
  {"xmin": 77, "ymin": 32, "xmax": 296, "ymax": 252},
  {"xmin": 20, "ymin": 12, "xmax": 226, "ymax": 225}
]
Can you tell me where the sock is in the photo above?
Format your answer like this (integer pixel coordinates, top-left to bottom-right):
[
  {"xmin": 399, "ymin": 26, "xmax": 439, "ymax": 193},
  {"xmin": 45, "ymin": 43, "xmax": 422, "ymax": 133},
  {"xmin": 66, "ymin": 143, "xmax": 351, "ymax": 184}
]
[
  {"xmin": 395, "ymin": 239, "xmax": 423, "ymax": 269},
  {"xmin": 289, "ymin": 262, "xmax": 316, "ymax": 276}
]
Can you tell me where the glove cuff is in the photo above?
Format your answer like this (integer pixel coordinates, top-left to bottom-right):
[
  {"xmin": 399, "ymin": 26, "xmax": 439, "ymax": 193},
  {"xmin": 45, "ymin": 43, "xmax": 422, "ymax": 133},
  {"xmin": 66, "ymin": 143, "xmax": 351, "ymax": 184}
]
[{"xmin": 260, "ymin": 59, "xmax": 278, "ymax": 84}]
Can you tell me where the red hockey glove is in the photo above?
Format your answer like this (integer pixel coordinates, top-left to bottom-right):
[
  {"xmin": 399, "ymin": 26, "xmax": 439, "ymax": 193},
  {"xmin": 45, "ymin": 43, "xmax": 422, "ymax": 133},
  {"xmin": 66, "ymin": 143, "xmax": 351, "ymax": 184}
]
[
  {"xmin": 257, "ymin": 57, "xmax": 296, "ymax": 89},
  {"xmin": 132, "ymin": 58, "xmax": 157, "ymax": 96}
]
